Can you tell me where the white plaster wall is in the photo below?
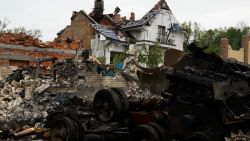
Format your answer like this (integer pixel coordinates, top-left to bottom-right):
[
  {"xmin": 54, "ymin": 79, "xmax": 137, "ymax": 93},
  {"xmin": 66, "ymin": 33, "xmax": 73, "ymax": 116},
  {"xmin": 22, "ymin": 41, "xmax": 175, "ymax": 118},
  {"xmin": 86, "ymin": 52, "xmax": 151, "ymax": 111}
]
[
  {"xmin": 129, "ymin": 9, "xmax": 184, "ymax": 51},
  {"xmin": 91, "ymin": 34, "xmax": 107, "ymax": 57},
  {"xmin": 130, "ymin": 31, "xmax": 144, "ymax": 41},
  {"xmin": 105, "ymin": 42, "xmax": 126, "ymax": 64},
  {"xmin": 91, "ymin": 33, "xmax": 126, "ymax": 64},
  {"xmin": 171, "ymin": 32, "xmax": 184, "ymax": 51}
]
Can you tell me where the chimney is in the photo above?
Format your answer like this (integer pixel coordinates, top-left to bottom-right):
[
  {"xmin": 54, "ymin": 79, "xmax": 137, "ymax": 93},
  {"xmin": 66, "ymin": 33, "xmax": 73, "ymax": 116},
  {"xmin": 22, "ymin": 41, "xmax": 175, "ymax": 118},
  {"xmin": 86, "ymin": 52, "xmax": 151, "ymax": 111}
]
[
  {"xmin": 243, "ymin": 35, "xmax": 250, "ymax": 64},
  {"xmin": 220, "ymin": 38, "xmax": 229, "ymax": 59},
  {"xmin": 94, "ymin": 0, "xmax": 104, "ymax": 20},
  {"xmin": 130, "ymin": 12, "xmax": 135, "ymax": 21},
  {"xmin": 114, "ymin": 7, "xmax": 121, "ymax": 15}
]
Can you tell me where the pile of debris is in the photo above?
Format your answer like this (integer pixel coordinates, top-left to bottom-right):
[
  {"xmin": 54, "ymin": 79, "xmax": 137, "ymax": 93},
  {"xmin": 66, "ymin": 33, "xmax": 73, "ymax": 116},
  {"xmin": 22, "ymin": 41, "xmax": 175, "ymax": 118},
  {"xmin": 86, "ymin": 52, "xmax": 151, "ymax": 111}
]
[
  {"xmin": 0, "ymin": 54, "xmax": 155, "ymax": 140},
  {"xmin": 0, "ymin": 69, "xmax": 51, "ymax": 134},
  {"xmin": 0, "ymin": 58, "xmax": 113, "ymax": 140},
  {"xmin": 0, "ymin": 81, "xmax": 91, "ymax": 140}
]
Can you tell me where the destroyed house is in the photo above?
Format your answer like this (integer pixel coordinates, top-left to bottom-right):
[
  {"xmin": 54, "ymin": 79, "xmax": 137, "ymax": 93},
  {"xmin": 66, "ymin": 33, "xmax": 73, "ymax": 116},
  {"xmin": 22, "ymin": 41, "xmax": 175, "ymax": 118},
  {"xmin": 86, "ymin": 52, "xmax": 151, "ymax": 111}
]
[
  {"xmin": 122, "ymin": 0, "xmax": 185, "ymax": 66},
  {"xmin": 91, "ymin": 24, "xmax": 128, "ymax": 64},
  {"xmin": 0, "ymin": 33, "xmax": 80, "ymax": 80},
  {"xmin": 56, "ymin": 0, "xmax": 128, "ymax": 64},
  {"xmin": 121, "ymin": 0, "xmax": 184, "ymax": 51},
  {"xmin": 56, "ymin": 0, "xmax": 184, "ymax": 65}
]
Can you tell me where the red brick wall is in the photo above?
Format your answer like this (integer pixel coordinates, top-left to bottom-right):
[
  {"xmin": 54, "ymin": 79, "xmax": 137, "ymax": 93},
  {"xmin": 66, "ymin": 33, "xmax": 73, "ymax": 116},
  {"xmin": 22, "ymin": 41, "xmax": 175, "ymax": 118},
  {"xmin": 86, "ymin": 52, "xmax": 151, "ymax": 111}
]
[
  {"xmin": 57, "ymin": 12, "xmax": 95, "ymax": 52},
  {"xmin": 243, "ymin": 35, "xmax": 250, "ymax": 64},
  {"xmin": 0, "ymin": 60, "xmax": 9, "ymax": 66},
  {"xmin": 9, "ymin": 60, "xmax": 29, "ymax": 67},
  {"xmin": 220, "ymin": 38, "xmax": 229, "ymax": 59},
  {"xmin": 220, "ymin": 35, "xmax": 250, "ymax": 64},
  {"xmin": 0, "ymin": 48, "xmax": 74, "ymax": 69},
  {"xmin": 99, "ymin": 18, "xmax": 113, "ymax": 27}
]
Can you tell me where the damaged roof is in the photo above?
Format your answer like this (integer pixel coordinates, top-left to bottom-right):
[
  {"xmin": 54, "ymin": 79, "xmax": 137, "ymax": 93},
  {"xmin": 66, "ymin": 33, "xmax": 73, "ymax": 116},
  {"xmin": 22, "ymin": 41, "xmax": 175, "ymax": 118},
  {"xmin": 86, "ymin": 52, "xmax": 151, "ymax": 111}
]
[
  {"xmin": 152, "ymin": 0, "xmax": 171, "ymax": 11},
  {"xmin": 121, "ymin": 10, "xmax": 160, "ymax": 29},
  {"xmin": 91, "ymin": 24, "xmax": 121, "ymax": 41},
  {"xmin": 72, "ymin": 10, "xmax": 97, "ymax": 24},
  {"xmin": 121, "ymin": 0, "xmax": 171, "ymax": 29}
]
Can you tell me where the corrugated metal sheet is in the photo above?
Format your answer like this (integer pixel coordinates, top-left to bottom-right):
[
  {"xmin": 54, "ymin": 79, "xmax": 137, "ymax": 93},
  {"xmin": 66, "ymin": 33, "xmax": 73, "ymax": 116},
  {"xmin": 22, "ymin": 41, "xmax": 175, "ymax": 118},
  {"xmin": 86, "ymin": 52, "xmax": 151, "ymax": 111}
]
[{"xmin": 92, "ymin": 24, "xmax": 120, "ymax": 41}]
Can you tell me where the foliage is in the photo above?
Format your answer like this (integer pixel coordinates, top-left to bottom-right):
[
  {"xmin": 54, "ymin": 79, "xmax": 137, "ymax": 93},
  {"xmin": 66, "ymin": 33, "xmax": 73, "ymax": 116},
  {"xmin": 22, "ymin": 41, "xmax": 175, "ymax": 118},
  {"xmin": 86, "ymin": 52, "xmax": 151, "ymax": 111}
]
[
  {"xmin": 225, "ymin": 27, "xmax": 242, "ymax": 50},
  {"xmin": 96, "ymin": 56, "xmax": 106, "ymax": 64},
  {"xmin": 113, "ymin": 53, "xmax": 125, "ymax": 66},
  {"xmin": 182, "ymin": 21, "xmax": 193, "ymax": 44},
  {"xmin": 181, "ymin": 21, "xmax": 193, "ymax": 52},
  {"xmin": 0, "ymin": 18, "xmax": 42, "ymax": 39},
  {"xmin": 181, "ymin": 21, "xmax": 250, "ymax": 55},
  {"xmin": 192, "ymin": 22, "xmax": 202, "ymax": 43},
  {"xmin": 138, "ymin": 43, "xmax": 164, "ymax": 68}
]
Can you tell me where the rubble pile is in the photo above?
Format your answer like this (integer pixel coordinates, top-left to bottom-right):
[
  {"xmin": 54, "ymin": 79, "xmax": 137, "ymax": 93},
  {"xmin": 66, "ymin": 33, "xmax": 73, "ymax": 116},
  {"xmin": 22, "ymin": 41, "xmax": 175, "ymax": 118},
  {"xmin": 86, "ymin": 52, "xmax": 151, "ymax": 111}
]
[
  {"xmin": 0, "ymin": 71, "xmax": 51, "ymax": 136},
  {"xmin": 0, "ymin": 54, "xmax": 158, "ymax": 140},
  {"xmin": 0, "ymin": 79, "xmax": 89, "ymax": 140},
  {"xmin": 0, "ymin": 62, "xmax": 97, "ymax": 139},
  {"xmin": 0, "ymin": 75, "xmax": 53, "ymax": 129},
  {"xmin": 52, "ymin": 59, "xmax": 78, "ymax": 79},
  {"xmin": 126, "ymin": 86, "xmax": 152, "ymax": 100},
  {"xmin": 0, "ymin": 93, "xmax": 52, "ymax": 129},
  {"xmin": 0, "ymin": 43, "xmax": 249, "ymax": 141}
]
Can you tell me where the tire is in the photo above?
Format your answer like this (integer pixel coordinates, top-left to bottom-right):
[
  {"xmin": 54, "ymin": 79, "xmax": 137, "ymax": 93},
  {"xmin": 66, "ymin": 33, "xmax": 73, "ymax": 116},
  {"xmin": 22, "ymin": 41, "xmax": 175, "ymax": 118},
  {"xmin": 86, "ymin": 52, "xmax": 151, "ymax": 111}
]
[
  {"xmin": 130, "ymin": 124, "xmax": 161, "ymax": 141},
  {"xmin": 93, "ymin": 89, "xmax": 123, "ymax": 122},
  {"xmin": 185, "ymin": 131, "xmax": 217, "ymax": 141},
  {"xmin": 148, "ymin": 122, "xmax": 169, "ymax": 141},
  {"xmin": 83, "ymin": 134, "xmax": 103, "ymax": 141},
  {"xmin": 50, "ymin": 116, "xmax": 80, "ymax": 141},
  {"xmin": 110, "ymin": 88, "xmax": 129, "ymax": 112}
]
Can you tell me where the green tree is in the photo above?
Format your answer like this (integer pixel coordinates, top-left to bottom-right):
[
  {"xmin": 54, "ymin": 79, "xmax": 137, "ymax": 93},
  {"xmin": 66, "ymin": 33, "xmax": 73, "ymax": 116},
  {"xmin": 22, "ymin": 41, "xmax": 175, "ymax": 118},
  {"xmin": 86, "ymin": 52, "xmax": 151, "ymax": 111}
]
[
  {"xmin": 182, "ymin": 21, "xmax": 193, "ymax": 45},
  {"xmin": 238, "ymin": 21, "xmax": 250, "ymax": 35},
  {"xmin": 138, "ymin": 43, "xmax": 164, "ymax": 68},
  {"xmin": 182, "ymin": 21, "xmax": 193, "ymax": 52},
  {"xmin": 113, "ymin": 53, "xmax": 125, "ymax": 66},
  {"xmin": 181, "ymin": 20, "xmax": 250, "ymax": 55},
  {"xmin": 193, "ymin": 22, "xmax": 203, "ymax": 43},
  {"xmin": 225, "ymin": 27, "xmax": 242, "ymax": 50}
]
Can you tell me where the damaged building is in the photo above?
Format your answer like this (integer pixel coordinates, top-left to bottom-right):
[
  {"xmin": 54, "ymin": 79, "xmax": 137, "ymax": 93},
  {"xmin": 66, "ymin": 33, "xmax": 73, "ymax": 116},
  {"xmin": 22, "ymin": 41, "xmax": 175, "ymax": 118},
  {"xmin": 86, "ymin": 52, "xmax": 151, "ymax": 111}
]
[
  {"xmin": 56, "ymin": 0, "xmax": 184, "ymax": 64},
  {"xmin": 0, "ymin": 0, "xmax": 184, "ymax": 79},
  {"xmin": 0, "ymin": 43, "xmax": 248, "ymax": 141},
  {"xmin": 0, "ymin": 33, "xmax": 80, "ymax": 80},
  {"xmin": 220, "ymin": 35, "xmax": 250, "ymax": 64}
]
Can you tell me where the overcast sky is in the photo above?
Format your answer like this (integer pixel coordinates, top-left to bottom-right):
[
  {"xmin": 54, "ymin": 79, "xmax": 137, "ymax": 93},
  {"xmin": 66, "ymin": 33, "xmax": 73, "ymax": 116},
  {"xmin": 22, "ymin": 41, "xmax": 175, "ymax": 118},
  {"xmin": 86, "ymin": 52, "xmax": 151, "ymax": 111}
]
[{"xmin": 0, "ymin": 0, "xmax": 250, "ymax": 41}]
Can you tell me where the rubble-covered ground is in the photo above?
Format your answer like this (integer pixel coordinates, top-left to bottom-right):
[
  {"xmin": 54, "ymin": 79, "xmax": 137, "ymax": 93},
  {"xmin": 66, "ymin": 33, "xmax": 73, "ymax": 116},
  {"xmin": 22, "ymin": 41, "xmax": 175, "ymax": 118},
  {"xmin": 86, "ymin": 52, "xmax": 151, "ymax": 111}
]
[
  {"xmin": 1, "ymin": 44, "xmax": 250, "ymax": 141},
  {"xmin": 0, "ymin": 72, "xmax": 83, "ymax": 140},
  {"xmin": 0, "ymin": 58, "xmax": 155, "ymax": 141}
]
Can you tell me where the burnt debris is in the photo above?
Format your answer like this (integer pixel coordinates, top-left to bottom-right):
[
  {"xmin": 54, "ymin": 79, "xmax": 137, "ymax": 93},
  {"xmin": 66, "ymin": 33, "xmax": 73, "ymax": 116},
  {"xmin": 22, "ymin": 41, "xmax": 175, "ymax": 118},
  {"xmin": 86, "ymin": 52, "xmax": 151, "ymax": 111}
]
[
  {"xmin": 46, "ymin": 43, "xmax": 250, "ymax": 141},
  {"xmin": 0, "ymin": 43, "xmax": 250, "ymax": 141}
]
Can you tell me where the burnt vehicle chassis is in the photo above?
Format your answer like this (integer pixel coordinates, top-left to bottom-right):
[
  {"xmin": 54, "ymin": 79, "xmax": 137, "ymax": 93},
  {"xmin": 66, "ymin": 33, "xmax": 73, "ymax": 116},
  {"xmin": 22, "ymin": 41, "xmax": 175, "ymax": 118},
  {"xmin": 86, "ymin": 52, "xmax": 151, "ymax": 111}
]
[
  {"xmin": 158, "ymin": 43, "xmax": 250, "ymax": 141},
  {"xmin": 47, "ymin": 43, "xmax": 250, "ymax": 141},
  {"xmin": 46, "ymin": 87, "xmax": 167, "ymax": 141}
]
